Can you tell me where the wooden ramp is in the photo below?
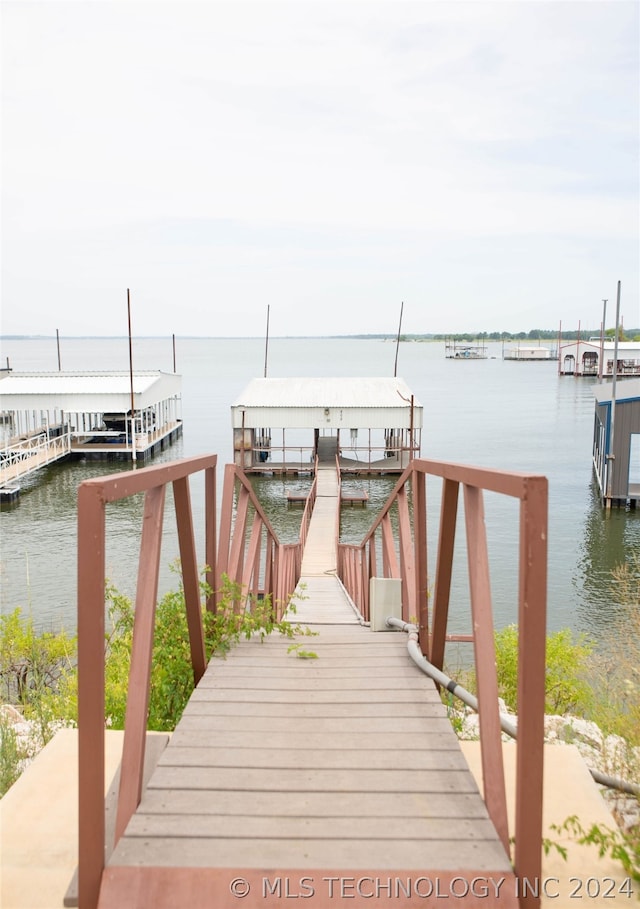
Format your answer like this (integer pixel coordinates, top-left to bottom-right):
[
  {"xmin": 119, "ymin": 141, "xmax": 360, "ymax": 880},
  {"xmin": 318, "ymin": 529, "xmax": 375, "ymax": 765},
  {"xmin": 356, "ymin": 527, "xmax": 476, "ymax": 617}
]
[{"xmin": 98, "ymin": 466, "xmax": 518, "ymax": 908}]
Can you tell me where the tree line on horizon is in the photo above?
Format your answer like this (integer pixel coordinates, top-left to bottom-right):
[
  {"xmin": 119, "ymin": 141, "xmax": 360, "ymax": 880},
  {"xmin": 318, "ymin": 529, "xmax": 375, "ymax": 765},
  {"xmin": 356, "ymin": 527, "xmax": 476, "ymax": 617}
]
[{"xmin": 353, "ymin": 328, "xmax": 640, "ymax": 342}]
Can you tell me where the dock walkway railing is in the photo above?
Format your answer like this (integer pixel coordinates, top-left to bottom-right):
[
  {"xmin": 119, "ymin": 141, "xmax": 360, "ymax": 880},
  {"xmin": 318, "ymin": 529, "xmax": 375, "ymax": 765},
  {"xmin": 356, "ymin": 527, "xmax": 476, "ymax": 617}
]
[
  {"xmin": 338, "ymin": 458, "xmax": 548, "ymax": 899},
  {"xmin": 76, "ymin": 455, "xmax": 313, "ymax": 909},
  {"xmin": 0, "ymin": 427, "xmax": 71, "ymax": 486},
  {"xmin": 76, "ymin": 453, "xmax": 547, "ymax": 909}
]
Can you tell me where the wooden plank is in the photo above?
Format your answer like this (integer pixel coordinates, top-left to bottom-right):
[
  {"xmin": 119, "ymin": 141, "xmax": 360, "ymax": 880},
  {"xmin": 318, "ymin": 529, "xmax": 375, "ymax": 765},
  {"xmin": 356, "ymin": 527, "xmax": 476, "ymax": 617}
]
[
  {"xmin": 200, "ymin": 661, "xmax": 426, "ymax": 677},
  {"xmin": 125, "ymin": 813, "xmax": 498, "ymax": 841},
  {"xmin": 135, "ymin": 788, "xmax": 492, "ymax": 819},
  {"xmin": 194, "ymin": 675, "xmax": 440, "ymax": 691},
  {"xmin": 98, "ymin": 867, "xmax": 519, "ymax": 909},
  {"xmin": 146, "ymin": 766, "xmax": 480, "ymax": 794},
  {"xmin": 182, "ymin": 688, "xmax": 441, "ymax": 704},
  {"xmin": 181, "ymin": 701, "xmax": 448, "ymax": 719},
  {"xmin": 174, "ymin": 714, "xmax": 457, "ymax": 734},
  {"xmin": 157, "ymin": 746, "xmax": 468, "ymax": 771},
  {"xmin": 167, "ymin": 729, "xmax": 459, "ymax": 751},
  {"xmin": 108, "ymin": 834, "xmax": 513, "ymax": 871}
]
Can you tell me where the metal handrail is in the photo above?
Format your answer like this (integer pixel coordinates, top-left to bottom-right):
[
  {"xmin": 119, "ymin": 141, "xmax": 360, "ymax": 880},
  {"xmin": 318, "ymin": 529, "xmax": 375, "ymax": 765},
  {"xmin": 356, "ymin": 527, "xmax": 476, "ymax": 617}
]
[
  {"xmin": 77, "ymin": 454, "xmax": 219, "ymax": 909},
  {"xmin": 78, "ymin": 456, "xmax": 316, "ymax": 908},
  {"xmin": 337, "ymin": 458, "xmax": 548, "ymax": 909},
  {"xmin": 217, "ymin": 464, "xmax": 311, "ymax": 619}
]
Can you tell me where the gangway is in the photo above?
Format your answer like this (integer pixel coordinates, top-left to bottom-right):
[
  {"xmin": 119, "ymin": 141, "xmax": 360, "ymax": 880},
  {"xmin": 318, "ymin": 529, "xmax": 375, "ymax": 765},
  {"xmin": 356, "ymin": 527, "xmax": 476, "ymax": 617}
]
[
  {"xmin": 74, "ymin": 455, "xmax": 547, "ymax": 908},
  {"xmin": 0, "ymin": 429, "xmax": 71, "ymax": 492}
]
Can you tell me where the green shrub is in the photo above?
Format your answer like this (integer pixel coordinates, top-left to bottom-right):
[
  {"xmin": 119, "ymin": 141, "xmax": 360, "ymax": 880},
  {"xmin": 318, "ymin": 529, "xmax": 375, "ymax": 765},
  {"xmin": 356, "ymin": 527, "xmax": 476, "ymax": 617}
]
[
  {"xmin": 457, "ymin": 625, "xmax": 595, "ymax": 716},
  {"xmin": 0, "ymin": 608, "xmax": 77, "ymax": 708},
  {"xmin": 0, "ymin": 570, "xmax": 304, "ymax": 795},
  {"xmin": 104, "ymin": 571, "xmax": 300, "ymax": 732},
  {"xmin": 0, "ymin": 715, "xmax": 27, "ymax": 796}
]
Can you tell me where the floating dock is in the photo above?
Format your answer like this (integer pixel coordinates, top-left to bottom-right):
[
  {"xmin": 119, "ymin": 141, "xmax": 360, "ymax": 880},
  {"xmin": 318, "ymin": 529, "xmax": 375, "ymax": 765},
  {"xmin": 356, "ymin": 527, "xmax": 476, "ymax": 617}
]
[
  {"xmin": 444, "ymin": 338, "xmax": 488, "ymax": 360},
  {"xmin": 503, "ymin": 345, "xmax": 557, "ymax": 361}
]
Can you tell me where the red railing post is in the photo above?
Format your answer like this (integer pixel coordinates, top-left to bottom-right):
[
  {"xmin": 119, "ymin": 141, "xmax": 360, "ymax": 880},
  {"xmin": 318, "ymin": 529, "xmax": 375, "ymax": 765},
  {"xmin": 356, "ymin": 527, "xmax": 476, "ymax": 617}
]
[
  {"xmin": 205, "ymin": 465, "xmax": 217, "ymax": 611},
  {"xmin": 412, "ymin": 468, "xmax": 429, "ymax": 655},
  {"xmin": 430, "ymin": 478, "xmax": 459, "ymax": 668},
  {"xmin": 115, "ymin": 484, "xmax": 166, "ymax": 843},
  {"xmin": 173, "ymin": 476, "xmax": 207, "ymax": 683},
  {"xmin": 464, "ymin": 484, "xmax": 509, "ymax": 854},
  {"xmin": 77, "ymin": 483, "xmax": 106, "ymax": 909},
  {"xmin": 514, "ymin": 476, "xmax": 548, "ymax": 902}
]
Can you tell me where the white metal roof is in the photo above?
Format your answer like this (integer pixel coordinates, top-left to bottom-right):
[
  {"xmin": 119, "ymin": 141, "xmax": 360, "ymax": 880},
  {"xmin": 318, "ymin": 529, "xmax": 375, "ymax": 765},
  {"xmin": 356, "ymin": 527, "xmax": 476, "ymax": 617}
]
[
  {"xmin": 593, "ymin": 378, "xmax": 640, "ymax": 404},
  {"xmin": 0, "ymin": 371, "xmax": 181, "ymax": 412},
  {"xmin": 562, "ymin": 340, "xmax": 640, "ymax": 353},
  {"xmin": 231, "ymin": 377, "xmax": 423, "ymax": 429}
]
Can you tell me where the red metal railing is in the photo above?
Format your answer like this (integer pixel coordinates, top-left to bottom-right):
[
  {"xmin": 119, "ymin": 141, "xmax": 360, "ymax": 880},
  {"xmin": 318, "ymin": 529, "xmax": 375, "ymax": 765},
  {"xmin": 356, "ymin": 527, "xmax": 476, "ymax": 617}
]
[
  {"xmin": 217, "ymin": 463, "xmax": 316, "ymax": 619},
  {"xmin": 338, "ymin": 458, "xmax": 548, "ymax": 907},
  {"xmin": 77, "ymin": 456, "xmax": 313, "ymax": 909}
]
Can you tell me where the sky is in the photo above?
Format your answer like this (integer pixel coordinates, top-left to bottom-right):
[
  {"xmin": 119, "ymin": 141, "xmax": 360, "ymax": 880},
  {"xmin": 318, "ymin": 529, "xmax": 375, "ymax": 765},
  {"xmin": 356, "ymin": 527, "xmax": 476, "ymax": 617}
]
[{"xmin": 1, "ymin": 1, "xmax": 638, "ymax": 338}]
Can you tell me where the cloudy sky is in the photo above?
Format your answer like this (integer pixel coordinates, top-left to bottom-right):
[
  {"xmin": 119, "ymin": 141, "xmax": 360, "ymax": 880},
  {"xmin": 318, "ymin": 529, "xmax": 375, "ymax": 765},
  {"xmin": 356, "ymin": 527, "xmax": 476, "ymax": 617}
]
[{"xmin": 2, "ymin": 1, "xmax": 638, "ymax": 337}]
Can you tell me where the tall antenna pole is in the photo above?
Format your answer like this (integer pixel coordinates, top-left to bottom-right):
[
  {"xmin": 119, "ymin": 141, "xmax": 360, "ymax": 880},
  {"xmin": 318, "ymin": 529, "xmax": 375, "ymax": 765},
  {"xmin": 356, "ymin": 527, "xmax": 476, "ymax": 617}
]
[
  {"xmin": 172, "ymin": 333, "xmax": 177, "ymax": 373},
  {"xmin": 394, "ymin": 301, "xmax": 404, "ymax": 377},
  {"xmin": 605, "ymin": 281, "xmax": 622, "ymax": 507},
  {"xmin": 264, "ymin": 305, "xmax": 270, "ymax": 378},
  {"xmin": 599, "ymin": 299, "xmax": 607, "ymax": 382},
  {"xmin": 56, "ymin": 329, "xmax": 62, "ymax": 371},
  {"xmin": 127, "ymin": 289, "xmax": 137, "ymax": 463}
]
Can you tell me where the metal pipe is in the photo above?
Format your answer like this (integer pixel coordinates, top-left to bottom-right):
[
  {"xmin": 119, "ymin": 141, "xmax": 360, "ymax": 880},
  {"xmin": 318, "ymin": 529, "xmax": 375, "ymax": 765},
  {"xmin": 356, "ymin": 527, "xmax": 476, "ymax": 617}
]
[
  {"xmin": 386, "ymin": 616, "xmax": 640, "ymax": 798},
  {"xmin": 394, "ymin": 301, "xmax": 403, "ymax": 378},
  {"xmin": 127, "ymin": 289, "xmax": 137, "ymax": 463}
]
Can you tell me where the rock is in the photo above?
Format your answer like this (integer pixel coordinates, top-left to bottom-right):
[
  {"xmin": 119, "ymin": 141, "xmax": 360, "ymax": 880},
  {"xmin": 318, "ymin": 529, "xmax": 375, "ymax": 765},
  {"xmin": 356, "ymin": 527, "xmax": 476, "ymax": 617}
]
[{"xmin": 0, "ymin": 704, "xmax": 24, "ymax": 724}]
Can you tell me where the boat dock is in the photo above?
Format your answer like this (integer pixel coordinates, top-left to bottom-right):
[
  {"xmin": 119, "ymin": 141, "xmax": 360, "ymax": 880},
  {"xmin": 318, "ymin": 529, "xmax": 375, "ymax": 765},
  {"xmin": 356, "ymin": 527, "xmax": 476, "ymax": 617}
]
[
  {"xmin": 231, "ymin": 377, "xmax": 423, "ymax": 476},
  {"xmin": 0, "ymin": 371, "xmax": 182, "ymax": 499},
  {"xmin": 444, "ymin": 338, "xmax": 488, "ymax": 360}
]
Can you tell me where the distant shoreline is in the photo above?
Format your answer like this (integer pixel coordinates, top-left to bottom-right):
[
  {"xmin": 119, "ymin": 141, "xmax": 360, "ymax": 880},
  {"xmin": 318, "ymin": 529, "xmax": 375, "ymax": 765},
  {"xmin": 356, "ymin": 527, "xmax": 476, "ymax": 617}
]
[{"xmin": 4, "ymin": 330, "xmax": 634, "ymax": 342}]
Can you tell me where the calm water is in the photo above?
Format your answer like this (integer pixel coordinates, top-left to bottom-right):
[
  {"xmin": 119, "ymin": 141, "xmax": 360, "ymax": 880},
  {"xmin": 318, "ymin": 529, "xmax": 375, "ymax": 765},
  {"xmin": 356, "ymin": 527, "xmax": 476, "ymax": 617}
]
[{"xmin": 1, "ymin": 336, "xmax": 638, "ymax": 646}]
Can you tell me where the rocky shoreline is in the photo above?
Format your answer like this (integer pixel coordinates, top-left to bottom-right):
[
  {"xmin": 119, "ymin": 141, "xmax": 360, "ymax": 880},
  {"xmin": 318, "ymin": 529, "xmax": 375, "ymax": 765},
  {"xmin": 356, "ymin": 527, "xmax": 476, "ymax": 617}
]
[{"xmin": 449, "ymin": 700, "xmax": 640, "ymax": 835}]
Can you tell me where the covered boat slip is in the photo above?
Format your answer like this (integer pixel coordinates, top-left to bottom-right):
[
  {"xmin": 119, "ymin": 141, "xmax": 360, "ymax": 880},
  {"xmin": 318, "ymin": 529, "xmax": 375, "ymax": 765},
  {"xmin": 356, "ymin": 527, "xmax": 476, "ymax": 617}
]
[
  {"xmin": 231, "ymin": 376, "xmax": 423, "ymax": 475},
  {"xmin": 592, "ymin": 378, "xmax": 640, "ymax": 507},
  {"xmin": 0, "ymin": 371, "xmax": 182, "ymax": 467},
  {"xmin": 559, "ymin": 339, "xmax": 640, "ymax": 377}
]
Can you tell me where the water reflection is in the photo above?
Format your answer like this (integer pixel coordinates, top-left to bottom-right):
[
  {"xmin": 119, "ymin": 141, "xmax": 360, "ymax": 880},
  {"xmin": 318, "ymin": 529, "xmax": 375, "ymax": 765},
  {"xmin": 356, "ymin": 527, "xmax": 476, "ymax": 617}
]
[
  {"xmin": 0, "ymin": 441, "xmax": 187, "ymax": 630},
  {"xmin": 575, "ymin": 481, "xmax": 640, "ymax": 634}
]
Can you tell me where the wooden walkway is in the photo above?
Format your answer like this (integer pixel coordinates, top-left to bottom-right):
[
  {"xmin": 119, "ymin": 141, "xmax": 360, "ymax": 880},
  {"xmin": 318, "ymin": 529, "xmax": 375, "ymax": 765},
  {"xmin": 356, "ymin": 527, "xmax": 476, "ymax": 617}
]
[
  {"xmin": 98, "ymin": 466, "xmax": 518, "ymax": 908},
  {"xmin": 0, "ymin": 434, "xmax": 70, "ymax": 487}
]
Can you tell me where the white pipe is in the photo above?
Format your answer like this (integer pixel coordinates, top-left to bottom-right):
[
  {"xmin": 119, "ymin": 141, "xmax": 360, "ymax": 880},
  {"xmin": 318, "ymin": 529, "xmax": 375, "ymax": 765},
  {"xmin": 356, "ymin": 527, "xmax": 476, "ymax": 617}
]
[{"xmin": 386, "ymin": 617, "xmax": 640, "ymax": 797}]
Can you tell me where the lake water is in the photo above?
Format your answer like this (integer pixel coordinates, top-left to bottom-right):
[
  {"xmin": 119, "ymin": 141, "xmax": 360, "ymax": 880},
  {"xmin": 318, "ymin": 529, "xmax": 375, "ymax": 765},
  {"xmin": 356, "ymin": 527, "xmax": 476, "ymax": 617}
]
[{"xmin": 1, "ymin": 336, "xmax": 638, "ymax": 647}]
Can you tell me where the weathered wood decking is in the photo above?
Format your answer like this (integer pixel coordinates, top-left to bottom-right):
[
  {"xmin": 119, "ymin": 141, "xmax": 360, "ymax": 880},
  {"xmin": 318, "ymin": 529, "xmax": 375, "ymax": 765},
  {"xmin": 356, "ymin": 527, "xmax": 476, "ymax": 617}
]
[{"xmin": 98, "ymin": 467, "xmax": 518, "ymax": 908}]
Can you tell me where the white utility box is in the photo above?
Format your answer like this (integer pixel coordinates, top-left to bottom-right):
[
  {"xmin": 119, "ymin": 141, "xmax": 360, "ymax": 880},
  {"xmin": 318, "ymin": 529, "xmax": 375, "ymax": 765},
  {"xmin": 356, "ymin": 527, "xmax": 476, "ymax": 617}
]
[{"xmin": 369, "ymin": 577, "xmax": 402, "ymax": 632}]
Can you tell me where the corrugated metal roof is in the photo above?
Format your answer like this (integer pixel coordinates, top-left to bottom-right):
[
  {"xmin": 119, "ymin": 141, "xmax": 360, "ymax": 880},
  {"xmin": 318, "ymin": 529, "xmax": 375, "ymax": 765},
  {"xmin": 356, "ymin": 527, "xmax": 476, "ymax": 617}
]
[
  {"xmin": 0, "ymin": 371, "xmax": 167, "ymax": 396},
  {"xmin": 232, "ymin": 377, "xmax": 422, "ymax": 409},
  {"xmin": 593, "ymin": 378, "xmax": 640, "ymax": 404}
]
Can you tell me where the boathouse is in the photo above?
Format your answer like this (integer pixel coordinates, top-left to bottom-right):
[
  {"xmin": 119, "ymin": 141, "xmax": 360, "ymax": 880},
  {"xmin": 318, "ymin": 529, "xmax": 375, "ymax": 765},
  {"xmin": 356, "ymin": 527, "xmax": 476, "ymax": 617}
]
[
  {"xmin": 592, "ymin": 378, "xmax": 640, "ymax": 507},
  {"xmin": 503, "ymin": 345, "xmax": 555, "ymax": 361},
  {"xmin": 0, "ymin": 371, "xmax": 182, "ymax": 495},
  {"xmin": 230, "ymin": 376, "xmax": 423, "ymax": 474},
  {"xmin": 559, "ymin": 339, "xmax": 640, "ymax": 378}
]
